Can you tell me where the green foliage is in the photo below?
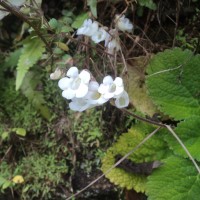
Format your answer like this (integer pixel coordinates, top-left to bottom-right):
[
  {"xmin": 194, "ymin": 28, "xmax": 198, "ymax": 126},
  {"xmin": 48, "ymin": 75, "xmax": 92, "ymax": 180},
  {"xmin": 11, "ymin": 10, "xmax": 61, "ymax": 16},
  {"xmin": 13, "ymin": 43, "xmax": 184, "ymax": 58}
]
[
  {"xmin": 87, "ymin": 0, "xmax": 97, "ymax": 18},
  {"xmin": 165, "ymin": 116, "xmax": 200, "ymax": 161},
  {"xmin": 137, "ymin": 0, "xmax": 157, "ymax": 10},
  {"xmin": 146, "ymin": 156, "xmax": 200, "ymax": 200},
  {"xmin": 146, "ymin": 48, "xmax": 200, "ymax": 120},
  {"xmin": 20, "ymin": 71, "xmax": 51, "ymax": 120},
  {"xmin": 101, "ymin": 123, "xmax": 169, "ymax": 192},
  {"xmin": 71, "ymin": 12, "xmax": 89, "ymax": 29},
  {"xmin": 16, "ymin": 36, "xmax": 45, "ymax": 90}
]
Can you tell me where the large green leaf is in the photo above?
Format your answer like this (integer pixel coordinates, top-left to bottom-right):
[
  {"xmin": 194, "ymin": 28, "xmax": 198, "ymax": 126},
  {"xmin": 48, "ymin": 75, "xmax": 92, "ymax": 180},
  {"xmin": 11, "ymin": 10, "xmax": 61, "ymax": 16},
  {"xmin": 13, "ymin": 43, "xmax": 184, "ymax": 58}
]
[
  {"xmin": 146, "ymin": 156, "xmax": 200, "ymax": 200},
  {"xmin": 146, "ymin": 48, "xmax": 200, "ymax": 120},
  {"xmin": 16, "ymin": 37, "xmax": 45, "ymax": 90},
  {"xmin": 101, "ymin": 124, "xmax": 169, "ymax": 192},
  {"xmin": 165, "ymin": 116, "xmax": 200, "ymax": 161}
]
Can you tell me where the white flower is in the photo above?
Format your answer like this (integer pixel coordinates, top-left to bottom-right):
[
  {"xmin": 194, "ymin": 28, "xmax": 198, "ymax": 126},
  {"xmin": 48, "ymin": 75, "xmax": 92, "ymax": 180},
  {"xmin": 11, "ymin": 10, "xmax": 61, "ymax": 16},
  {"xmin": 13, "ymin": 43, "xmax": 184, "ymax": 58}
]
[
  {"xmin": 98, "ymin": 76, "xmax": 124, "ymax": 99},
  {"xmin": 85, "ymin": 81, "xmax": 108, "ymax": 105},
  {"xmin": 115, "ymin": 15, "xmax": 133, "ymax": 32},
  {"xmin": 91, "ymin": 27, "xmax": 108, "ymax": 43},
  {"xmin": 77, "ymin": 19, "xmax": 99, "ymax": 37},
  {"xmin": 69, "ymin": 98, "xmax": 94, "ymax": 112},
  {"xmin": 115, "ymin": 91, "xmax": 129, "ymax": 108},
  {"xmin": 58, "ymin": 67, "xmax": 91, "ymax": 99},
  {"xmin": 107, "ymin": 39, "xmax": 120, "ymax": 54}
]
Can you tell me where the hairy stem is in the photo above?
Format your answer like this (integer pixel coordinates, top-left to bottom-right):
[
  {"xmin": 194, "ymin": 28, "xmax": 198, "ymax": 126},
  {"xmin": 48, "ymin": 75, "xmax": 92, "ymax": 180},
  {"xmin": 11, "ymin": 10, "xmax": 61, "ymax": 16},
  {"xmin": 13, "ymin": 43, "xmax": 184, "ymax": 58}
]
[{"xmin": 165, "ymin": 125, "xmax": 200, "ymax": 174}]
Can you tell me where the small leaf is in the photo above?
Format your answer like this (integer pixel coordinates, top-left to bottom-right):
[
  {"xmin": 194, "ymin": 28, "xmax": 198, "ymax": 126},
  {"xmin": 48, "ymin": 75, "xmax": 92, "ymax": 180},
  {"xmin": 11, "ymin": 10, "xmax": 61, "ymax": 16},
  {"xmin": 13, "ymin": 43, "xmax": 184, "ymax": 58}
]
[
  {"xmin": 12, "ymin": 175, "xmax": 24, "ymax": 184},
  {"xmin": 1, "ymin": 131, "xmax": 9, "ymax": 140},
  {"xmin": 12, "ymin": 128, "xmax": 26, "ymax": 137},
  {"xmin": 146, "ymin": 156, "xmax": 200, "ymax": 200},
  {"xmin": 71, "ymin": 12, "xmax": 88, "ymax": 29},
  {"xmin": 2, "ymin": 180, "xmax": 12, "ymax": 189},
  {"xmin": 87, "ymin": 0, "xmax": 97, "ymax": 18},
  {"xmin": 48, "ymin": 18, "xmax": 58, "ymax": 29},
  {"xmin": 54, "ymin": 42, "xmax": 69, "ymax": 51}
]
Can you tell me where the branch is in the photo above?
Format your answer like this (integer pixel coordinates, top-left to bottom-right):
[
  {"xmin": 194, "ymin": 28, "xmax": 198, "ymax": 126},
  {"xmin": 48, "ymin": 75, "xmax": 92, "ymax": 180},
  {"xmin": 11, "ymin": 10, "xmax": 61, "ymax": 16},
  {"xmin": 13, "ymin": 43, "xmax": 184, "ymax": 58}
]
[{"xmin": 0, "ymin": 1, "xmax": 53, "ymax": 66}]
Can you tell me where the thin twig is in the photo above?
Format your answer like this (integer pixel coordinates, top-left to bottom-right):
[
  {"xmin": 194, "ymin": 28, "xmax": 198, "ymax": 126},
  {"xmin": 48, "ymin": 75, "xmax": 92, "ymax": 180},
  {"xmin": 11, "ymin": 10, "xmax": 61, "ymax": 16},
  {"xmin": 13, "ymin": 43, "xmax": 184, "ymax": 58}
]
[
  {"xmin": 165, "ymin": 125, "xmax": 200, "ymax": 174},
  {"xmin": 66, "ymin": 127, "xmax": 161, "ymax": 200}
]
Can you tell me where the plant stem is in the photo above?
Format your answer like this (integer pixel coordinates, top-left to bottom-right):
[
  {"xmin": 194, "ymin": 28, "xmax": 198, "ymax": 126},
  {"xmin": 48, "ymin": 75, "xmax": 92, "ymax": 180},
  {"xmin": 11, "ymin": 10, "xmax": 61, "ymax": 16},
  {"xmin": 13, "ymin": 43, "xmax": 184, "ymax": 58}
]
[
  {"xmin": 66, "ymin": 127, "xmax": 161, "ymax": 200},
  {"xmin": 165, "ymin": 125, "xmax": 200, "ymax": 174},
  {"xmin": 0, "ymin": 1, "xmax": 53, "ymax": 66}
]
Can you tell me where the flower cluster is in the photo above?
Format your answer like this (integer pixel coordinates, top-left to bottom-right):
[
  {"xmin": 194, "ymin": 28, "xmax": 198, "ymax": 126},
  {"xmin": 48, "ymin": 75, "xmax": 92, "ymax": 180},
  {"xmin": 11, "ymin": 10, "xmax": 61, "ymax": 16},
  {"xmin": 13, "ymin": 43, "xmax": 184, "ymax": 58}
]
[
  {"xmin": 57, "ymin": 67, "xmax": 129, "ymax": 112},
  {"xmin": 77, "ymin": 15, "xmax": 133, "ymax": 54}
]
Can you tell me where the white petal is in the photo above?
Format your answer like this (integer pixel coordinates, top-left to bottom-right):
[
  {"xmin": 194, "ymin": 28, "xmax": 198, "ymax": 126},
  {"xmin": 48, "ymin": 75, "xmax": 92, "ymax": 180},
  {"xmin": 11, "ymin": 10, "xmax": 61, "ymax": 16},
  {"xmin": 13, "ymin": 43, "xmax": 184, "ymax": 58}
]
[
  {"xmin": 67, "ymin": 66, "xmax": 79, "ymax": 78},
  {"xmin": 98, "ymin": 84, "xmax": 109, "ymax": 94},
  {"xmin": 114, "ymin": 77, "xmax": 123, "ymax": 86},
  {"xmin": 58, "ymin": 77, "xmax": 71, "ymax": 90},
  {"xmin": 88, "ymin": 81, "xmax": 99, "ymax": 91},
  {"xmin": 69, "ymin": 101, "xmax": 80, "ymax": 111},
  {"xmin": 97, "ymin": 96, "xmax": 109, "ymax": 105},
  {"xmin": 91, "ymin": 28, "xmax": 108, "ymax": 43},
  {"xmin": 114, "ymin": 86, "xmax": 124, "ymax": 97},
  {"xmin": 103, "ymin": 75, "xmax": 113, "ymax": 85},
  {"xmin": 79, "ymin": 70, "xmax": 91, "ymax": 84},
  {"xmin": 104, "ymin": 92, "xmax": 114, "ymax": 99},
  {"xmin": 62, "ymin": 89, "xmax": 76, "ymax": 99},
  {"xmin": 75, "ymin": 84, "xmax": 88, "ymax": 98},
  {"xmin": 115, "ymin": 91, "xmax": 129, "ymax": 108},
  {"xmin": 86, "ymin": 21, "xmax": 99, "ymax": 36}
]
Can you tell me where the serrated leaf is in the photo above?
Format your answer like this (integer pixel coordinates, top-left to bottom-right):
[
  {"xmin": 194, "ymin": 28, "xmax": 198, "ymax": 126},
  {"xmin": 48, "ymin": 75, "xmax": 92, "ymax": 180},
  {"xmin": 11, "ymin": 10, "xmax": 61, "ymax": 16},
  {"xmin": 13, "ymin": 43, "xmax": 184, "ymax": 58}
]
[
  {"xmin": 165, "ymin": 116, "xmax": 200, "ymax": 161},
  {"xmin": 16, "ymin": 37, "xmax": 45, "ymax": 90},
  {"xmin": 146, "ymin": 156, "xmax": 200, "ymax": 200},
  {"xmin": 87, "ymin": 0, "xmax": 97, "ymax": 18},
  {"xmin": 146, "ymin": 48, "xmax": 200, "ymax": 120},
  {"xmin": 71, "ymin": 12, "xmax": 88, "ymax": 29},
  {"xmin": 101, "ymin": 124, "xmax": 169, "ymax": 192}
]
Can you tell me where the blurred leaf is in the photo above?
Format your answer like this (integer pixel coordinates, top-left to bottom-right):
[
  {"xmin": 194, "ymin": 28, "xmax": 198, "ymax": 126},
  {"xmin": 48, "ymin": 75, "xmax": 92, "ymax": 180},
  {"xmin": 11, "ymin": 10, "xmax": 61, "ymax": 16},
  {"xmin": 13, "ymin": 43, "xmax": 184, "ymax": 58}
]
[
  {"xmin": 71, "ymin": 12, "xmax": 88, "ymax": 29},
  {"xmin": 48, "ymin": 18, "xmax": 58, "ymax": 29},
  {"xmin": 12, "ymin": 128, "xmax": 26, "ymax": 137},
  {"xmin": 54, "ymin": 42, "xmax": 69, "ymax": 51},
  {"xmin": 87, "ymin": 0, "xmax": 97, "ymax": 18},
  {"xmin": 2, "ymin": 180, "xmax": 12, "ymax": 190}
]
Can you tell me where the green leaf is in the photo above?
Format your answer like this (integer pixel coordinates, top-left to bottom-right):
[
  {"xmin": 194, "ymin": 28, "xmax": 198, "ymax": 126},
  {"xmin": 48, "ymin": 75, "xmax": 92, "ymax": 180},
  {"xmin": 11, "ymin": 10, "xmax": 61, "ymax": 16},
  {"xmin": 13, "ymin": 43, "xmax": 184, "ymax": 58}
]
[
  {"xmin": 48, "ymin": 18, "xmax": 58, "ymax": 29},
  {"xmin": 101, "ymin": 123, "xmax": 169, "ymax": 192},
  {"xmin": 4, "ymin": 48, "xmax": 22, "ymax": 69},
  {"xmin": 138, "ymin": 0, "xmax": 157, "ymax": 10},
  {"xmin": 21, "ymin": 71, "xmax": 51, "ymax": 121},
  {"xmin": 165, "ymin": 116, "xmax": 200, "ymax": 161},
  {"xmin": 146, "ymin": 48, "xmax": 200, "ymax": 120},
  {"xmin": 124, "ymin": 56, "xmax": 158, "ymax": 116},
  {"xmin": 12, "ymin": 128, "xmax": 26, "ymax": 137},
  {"xmin": 71, "ymin": 12, "xmax": 88, "ymax": 29},
  {"xmin": 146, "ymin": 156, "xmax": 200, "ymax": 200},
  {"xmin": 2, "ymin": 180, "xmax": 12, "ymax": 190},
  {"xmin": 16, "ymin": 37, "xmax": 45, "ymax": 90},
  {"xmin": 87, "ymin": 0, "xmax": 97, "ymax": 18}
]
